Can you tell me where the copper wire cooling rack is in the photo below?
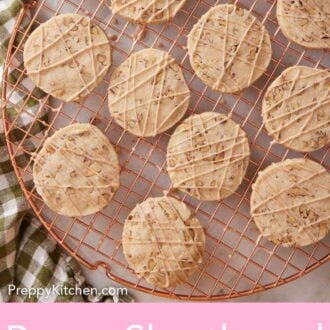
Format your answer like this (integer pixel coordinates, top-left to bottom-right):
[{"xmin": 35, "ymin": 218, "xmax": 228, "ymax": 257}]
[{"xmin": 2, "ymin": 0, "xmax": 330, "ymax": 300}]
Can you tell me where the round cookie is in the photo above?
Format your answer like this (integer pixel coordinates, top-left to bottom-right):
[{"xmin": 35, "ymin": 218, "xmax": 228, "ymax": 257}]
[
  {"xmin": 24, "ymin": 14, "xmax": 111, "ymax": 102},
  {"xmin": 262, "ymin": 66, "xmax": 330, "ymax": 152},
  {"xmin": 33, "ymin": 124, "xmax": 120, "ymax": 217},
  {"xmin": 122, "ymin": 196, "xmax": 205, "ymax": 288},
  {"xmin": 277, "ymin": 0, "xmax": 330, "ymax": 49},
  {"xmin": 167, "ymin": 112, "xmax": 250, "ymax": 201},
  {"xmin": 108, "ymin": 48, "xmax": 190, "ymax": 137},
  {"xmin": 187, "ymin": 4, "xmax": 272, "ymax": 93},
  {"xmin": 111, "ymin": 0, "xmax": 187, "ymax": 24},
  {"xmin": 251, "ymin": 158, "xmax": 330, "ymax": 247}
]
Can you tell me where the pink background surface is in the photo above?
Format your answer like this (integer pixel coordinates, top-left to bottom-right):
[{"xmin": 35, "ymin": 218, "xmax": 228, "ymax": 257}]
[{"xmin": 0, "ymin": 303, "xmax": 328, "ymax": 330}]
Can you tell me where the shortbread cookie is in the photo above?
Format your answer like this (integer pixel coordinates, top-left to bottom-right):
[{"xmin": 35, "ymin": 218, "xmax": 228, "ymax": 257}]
[
  {"xmin": 187, "ymin": 4, "xmax": 272, "ymax": 93},
  {"xmin": 167, "ymin": 112, "xmax": 250, "ymax": 201},
  {"xmin": 277, "ymin": 0, "xmax": 330, "ymax": 49},
  {"xmin": 33, "ymin": 124, "xmax": 120, "ymax": 217},
  {"xmin": 24, "ymin": 14, "xmax": 111, "ymax": 102},
  {"xmin": 108, "ymin": 48, "xmax": 190, "ymax": 137},
  {"xmin": 251, "ymin": 158, "xmax": 330, "ymax": 247},
  {"xmin": 262, "ymin": 66, "xmax": 330, "ymax": 152},
  {"xmin": 111, "ymin": 0, "xmax": 187, "ymax": 24},
  {"xmin": 122, "ymin": 196, "xmax": 205, "ymax": 288}
]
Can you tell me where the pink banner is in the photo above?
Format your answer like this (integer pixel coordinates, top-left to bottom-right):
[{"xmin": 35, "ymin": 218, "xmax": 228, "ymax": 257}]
[{"xmin": 0, "ymin": 303, "xmax": 328, "ymax": 330}]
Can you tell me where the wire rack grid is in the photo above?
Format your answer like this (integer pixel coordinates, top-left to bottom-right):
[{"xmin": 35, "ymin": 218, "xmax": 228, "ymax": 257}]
[{"xmin": 1, "ymin": 0, "xmax": 329, "ymax": 301}]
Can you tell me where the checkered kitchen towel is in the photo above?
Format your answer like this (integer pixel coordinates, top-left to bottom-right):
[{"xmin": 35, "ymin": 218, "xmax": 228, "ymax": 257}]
[{"xmin": 0, "ymin": 0, "xmax": 132, "ymax": 302}]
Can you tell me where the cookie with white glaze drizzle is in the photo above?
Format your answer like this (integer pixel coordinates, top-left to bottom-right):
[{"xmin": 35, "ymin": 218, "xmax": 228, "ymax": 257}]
[
  {"xmin": 111, "ymin": 0, "xmax": 187, "ymax": 24},
  {"xmin": 108, "ymin": 48, "xmax": 190, "ymax": 137},
  {"xmin": 24, "ymin": 14, "xmax": 111, "ymax": 102},
  {"xmin": 122, "ymin": 196, "xmax": 205, "ymax": 288},
  {"xmin": 187, "ymin": 4, "xmax": 272, "ymax": 93},
  {"xmin": 251, "ymin": 158, "xmax": 330, "ymax": 247},
  {"xmin": 277, "ymin": 0, "xmax": 330, "ymax": 49},
  {"xmin": 33, "ymin": 124, "xmax": 120, "ymax": 217},
  {"xmin": 167, "ymin": 112, "xmax": 250, "ymax": 201},
  {"xmin": 262, "ymin": 66, "xmax": 330, "ymax": 152}
]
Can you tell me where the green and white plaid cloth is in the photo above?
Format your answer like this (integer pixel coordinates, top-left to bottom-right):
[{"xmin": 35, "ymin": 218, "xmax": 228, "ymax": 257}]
[{"xmin": 0, "ymin": 0, "xmax": 132, "ymax": 303}]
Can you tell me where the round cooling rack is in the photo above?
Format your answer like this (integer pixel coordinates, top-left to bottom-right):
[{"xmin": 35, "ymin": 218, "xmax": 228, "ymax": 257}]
[{"xmin": 2, "ymin": 0, "xmax": 329, "ymax": 301}]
